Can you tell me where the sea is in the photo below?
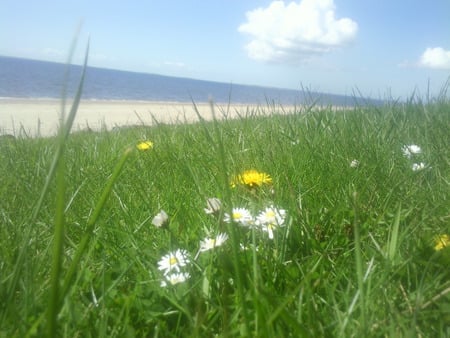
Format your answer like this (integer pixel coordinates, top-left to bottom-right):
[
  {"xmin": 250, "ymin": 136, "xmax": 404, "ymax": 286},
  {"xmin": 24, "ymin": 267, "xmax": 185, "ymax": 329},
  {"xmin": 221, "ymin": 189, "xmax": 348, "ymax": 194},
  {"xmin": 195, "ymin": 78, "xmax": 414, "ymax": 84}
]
[{"xmin": 0, "ymin": 55, "xmax": 368, "ymax": 106}]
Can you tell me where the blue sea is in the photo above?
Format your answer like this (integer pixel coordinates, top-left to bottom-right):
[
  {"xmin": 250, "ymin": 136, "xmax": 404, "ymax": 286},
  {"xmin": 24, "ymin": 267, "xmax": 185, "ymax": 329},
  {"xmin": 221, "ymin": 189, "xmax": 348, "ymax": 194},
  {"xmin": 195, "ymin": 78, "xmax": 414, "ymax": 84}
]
[{"xmin": 0, "ymin": 55, "xmax": 363, "ymax": 106}]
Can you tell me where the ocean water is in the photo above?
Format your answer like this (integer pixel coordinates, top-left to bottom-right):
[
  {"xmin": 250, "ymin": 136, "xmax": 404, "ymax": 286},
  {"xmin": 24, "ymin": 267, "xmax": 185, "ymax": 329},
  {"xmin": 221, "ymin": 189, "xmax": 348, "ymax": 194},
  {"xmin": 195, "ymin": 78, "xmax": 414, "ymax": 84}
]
[{"xmin": 0, "ymin": 55, "xmax": 357, "ymax": 105}]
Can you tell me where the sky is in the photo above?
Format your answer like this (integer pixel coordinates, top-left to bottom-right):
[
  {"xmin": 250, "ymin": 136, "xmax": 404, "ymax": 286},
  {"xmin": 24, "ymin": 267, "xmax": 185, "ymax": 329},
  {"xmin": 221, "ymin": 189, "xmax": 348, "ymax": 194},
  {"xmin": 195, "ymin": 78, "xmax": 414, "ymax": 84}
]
[{"xmin": 1, "ymin": 0, "xmax": 450, "ymax": 99}]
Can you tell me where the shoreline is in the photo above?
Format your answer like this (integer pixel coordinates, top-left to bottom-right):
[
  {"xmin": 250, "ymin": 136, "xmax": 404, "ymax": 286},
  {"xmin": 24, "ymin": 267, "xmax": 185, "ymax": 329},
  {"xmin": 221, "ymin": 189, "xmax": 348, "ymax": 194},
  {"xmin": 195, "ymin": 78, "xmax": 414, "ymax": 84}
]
[{"xmin": 0, "ymin": 98, "xmax": 297, "ymax": 137}]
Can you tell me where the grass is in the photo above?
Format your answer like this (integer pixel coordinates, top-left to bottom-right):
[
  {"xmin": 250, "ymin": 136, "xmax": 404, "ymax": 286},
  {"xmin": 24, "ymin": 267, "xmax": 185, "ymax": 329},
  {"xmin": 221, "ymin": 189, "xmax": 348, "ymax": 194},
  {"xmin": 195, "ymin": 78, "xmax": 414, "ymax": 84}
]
[{"xmin": 0, "ymin": 86, "xmax": 449, "ymax": 337}]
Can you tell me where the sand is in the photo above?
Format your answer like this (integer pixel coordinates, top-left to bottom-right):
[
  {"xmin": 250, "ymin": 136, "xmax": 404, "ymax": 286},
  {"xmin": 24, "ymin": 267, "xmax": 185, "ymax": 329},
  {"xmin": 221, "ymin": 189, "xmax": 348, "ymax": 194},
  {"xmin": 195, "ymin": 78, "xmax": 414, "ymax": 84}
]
[{"xmin": 0, "ymin": 98, "xmax": 294, "ymax": 137}]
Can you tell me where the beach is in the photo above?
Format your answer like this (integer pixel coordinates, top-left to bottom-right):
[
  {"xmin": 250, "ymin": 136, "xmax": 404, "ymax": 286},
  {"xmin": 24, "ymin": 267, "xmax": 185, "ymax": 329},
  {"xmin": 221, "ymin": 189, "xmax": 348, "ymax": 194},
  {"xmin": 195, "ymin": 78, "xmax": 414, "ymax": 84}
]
[{"xmin": 0, "ymin": 99, "xmax": 294, "ymax": 137}]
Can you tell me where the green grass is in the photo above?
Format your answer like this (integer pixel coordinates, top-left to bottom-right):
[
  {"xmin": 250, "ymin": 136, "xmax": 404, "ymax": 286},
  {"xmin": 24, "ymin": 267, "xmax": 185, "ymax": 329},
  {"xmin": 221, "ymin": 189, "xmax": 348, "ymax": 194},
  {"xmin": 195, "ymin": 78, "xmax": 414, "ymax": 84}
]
[{"xmin": 0, "ymin": 92, "xmax": 449, "ymax": 337}]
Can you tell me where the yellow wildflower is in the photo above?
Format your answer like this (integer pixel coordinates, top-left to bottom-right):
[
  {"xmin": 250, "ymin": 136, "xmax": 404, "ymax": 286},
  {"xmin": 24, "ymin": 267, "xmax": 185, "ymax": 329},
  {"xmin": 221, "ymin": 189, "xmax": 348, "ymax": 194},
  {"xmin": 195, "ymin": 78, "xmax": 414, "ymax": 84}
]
[
  {"xmin": 136, "ymin": 140, "xmax": 154, "ymax": 151},
  {"xmin": 434, "ymin": 234, "xmax": 450, "ymax": 251},
  {"xmin": 231, "ymin": 169, "xmax": 272, "ymax": 188}
]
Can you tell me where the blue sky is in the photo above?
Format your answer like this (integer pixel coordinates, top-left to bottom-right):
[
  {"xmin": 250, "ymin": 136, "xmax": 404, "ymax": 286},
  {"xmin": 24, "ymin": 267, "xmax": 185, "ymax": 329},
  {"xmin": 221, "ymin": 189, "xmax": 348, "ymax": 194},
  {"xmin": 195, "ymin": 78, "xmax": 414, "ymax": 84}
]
[{"xmin": 1, "ymin": 0, "xmax": 449, "ymax": 99}]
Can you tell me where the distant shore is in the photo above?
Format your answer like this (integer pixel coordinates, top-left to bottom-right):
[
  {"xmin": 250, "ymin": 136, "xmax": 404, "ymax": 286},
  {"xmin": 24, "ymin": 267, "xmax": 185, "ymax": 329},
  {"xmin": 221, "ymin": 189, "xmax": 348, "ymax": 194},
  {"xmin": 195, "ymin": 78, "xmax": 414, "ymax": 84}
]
[{"xmin": 0, "ymin": 98, "xmax": 298, "ymax": 137}]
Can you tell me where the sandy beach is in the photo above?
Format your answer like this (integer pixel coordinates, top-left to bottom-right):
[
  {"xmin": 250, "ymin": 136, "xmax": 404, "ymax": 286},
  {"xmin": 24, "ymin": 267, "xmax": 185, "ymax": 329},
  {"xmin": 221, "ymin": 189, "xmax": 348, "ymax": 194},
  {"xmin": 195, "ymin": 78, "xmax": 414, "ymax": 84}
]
[{"xmin": 0, "ymin": 98, "xmax": 296, "ymax": 137}]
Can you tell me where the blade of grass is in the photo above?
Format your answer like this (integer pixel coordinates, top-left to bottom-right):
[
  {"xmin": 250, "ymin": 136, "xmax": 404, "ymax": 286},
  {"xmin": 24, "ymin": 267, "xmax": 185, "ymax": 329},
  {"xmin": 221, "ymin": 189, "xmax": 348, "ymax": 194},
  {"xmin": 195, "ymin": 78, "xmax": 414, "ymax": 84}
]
[
  {"xmin": 387, "ymin": 204, "xmax": 402, "ymax": 263},
  {"xmin": 192, "ymin": 100, "xmax": 250, "ymax": 334},
  {"xmin": 47, "ymin": 141, "xmax": 66, "ymax": 337},
  {"xmin": 48, "ymin": 40, "xmax": 90, "ymax": 337},
  {"xmin": 352, "ymin": 191, "xmax": 366, "ymax": 333},
  {"xmin": 60, "ymin": 146, "xmax": 133, "ymax": 300},
  {"xmin": 1, "ymin": 37, "xmax": 89, "ymax": 325}
]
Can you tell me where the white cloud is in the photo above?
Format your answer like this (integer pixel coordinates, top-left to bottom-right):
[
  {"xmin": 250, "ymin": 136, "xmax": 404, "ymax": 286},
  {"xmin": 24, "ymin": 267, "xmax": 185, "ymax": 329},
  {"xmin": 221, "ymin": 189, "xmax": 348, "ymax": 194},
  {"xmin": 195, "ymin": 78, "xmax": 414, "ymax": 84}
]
[
  {"xmin": 238, "ymin": 0, "xmax": 358, "ymax": 64},
  {"xmin": 419, "ymin": 47, "xmax": 450, "ymax": 70}
]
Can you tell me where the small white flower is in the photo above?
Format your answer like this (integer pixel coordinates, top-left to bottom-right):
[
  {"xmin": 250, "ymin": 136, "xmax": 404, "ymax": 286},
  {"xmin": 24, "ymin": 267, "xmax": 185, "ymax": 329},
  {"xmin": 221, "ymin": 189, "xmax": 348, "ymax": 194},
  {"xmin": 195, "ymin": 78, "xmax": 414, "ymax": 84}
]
[
  {"xmin": 199, "ymin": 232, "xmax": 228, "ymax": 252},
  {"xmin": 256, "ymin": 206, "xmax": 287, "ymax": 239},
  {"xmin": 224, "ymin": 208, "xmax": 254, "ymax": 226},
  {"xmin": 412, "ymin": 162, "xmax": 427, "ymax": 171},
  {"xmin": 152, "ymin": 210, "xmax": 169, "ymax": 228},
  {"xmin": 161, "ymin": 272, "xmax": 190, "ymax": 287},
  {"xmin": 350, "ymin": 159, "xmax": 359, "ymax": 168},
  {"xmin": 260, "ymin": 223, "xmax": 278, "ymax": 240},
  {"xmin": 157, "ymin": 249, "xmax": 190, "ymax": 275},
  {"xmin": 256, "ymin": 206, "xmax": 286, "ymax": 226},
  {"xmin": 204, "ymin": 197, "xmax": 222, "ymax": 214},
  {"xmin": 402, "ymin": 144, "xmax": 422, "ymax": 158}
]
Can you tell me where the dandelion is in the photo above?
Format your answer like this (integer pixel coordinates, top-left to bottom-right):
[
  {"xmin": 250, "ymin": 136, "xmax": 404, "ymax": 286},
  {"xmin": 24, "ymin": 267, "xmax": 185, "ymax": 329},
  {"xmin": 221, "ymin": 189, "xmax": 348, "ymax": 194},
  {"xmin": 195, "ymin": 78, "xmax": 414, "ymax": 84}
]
[
  {"xmin": 152, "ymin": 209, "xmax": 169, "ymax": 228},
  {"xmin": 231, "ymin": 169, "xmax": 272, "ymax": 188},
  {"xmin": 224, "ymin": 207, "xmax": 254, "ymax": 226},
  {"xmin": 157, "ymin": 249, "xmax": 190, "ymax": 275},
  {"xmin": 204, "ymin": 197, "xmax": 222, "ymax": 215},
  {"xmin": 434, "ymin": 234, "xmax": 450, "ymax": 251},
  {"xmin": 402, "ymin": 144, "xmax": 421, "ymax": 158},
  {"xmin": 350, "ymin": 159, "xmax": 359, "ymax": 168},
  {"xmin": 137, "ymin": 140, "xmax": 154, "ymax": 151},
  {"xmin": 199, "ymin": 233, "xmax": 228, "ymax": 253},
  {"xmin": 161, "ymin": 272, "xmax": 190, "ymax": 287},
  {"xmin": 256, "ymin": 206, "xmax": 287, "ymax": 239}
]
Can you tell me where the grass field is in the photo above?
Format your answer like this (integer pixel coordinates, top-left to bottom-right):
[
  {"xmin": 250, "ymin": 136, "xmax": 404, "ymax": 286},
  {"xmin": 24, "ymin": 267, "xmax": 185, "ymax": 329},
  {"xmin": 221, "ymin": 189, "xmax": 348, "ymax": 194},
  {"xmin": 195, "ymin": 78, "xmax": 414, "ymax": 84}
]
[{"xmin": 1, "ymin": 92, "xmax": 449, "ymax": 337}]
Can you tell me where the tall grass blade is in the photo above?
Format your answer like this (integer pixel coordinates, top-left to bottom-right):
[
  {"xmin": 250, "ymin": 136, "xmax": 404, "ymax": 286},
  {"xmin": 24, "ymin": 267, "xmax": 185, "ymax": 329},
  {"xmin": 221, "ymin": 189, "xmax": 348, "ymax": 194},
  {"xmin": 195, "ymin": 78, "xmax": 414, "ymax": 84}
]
[
  {"xmin": 387, "ymin": 204, "xmax": 401, "ymax": 262},
  {"xmin": 1, "ymin": 39, "xmax": 89, "ymax": 326},
  {"xmin": 60, "ymin": 146, "xmax": 133, "ymax": 299},
  {"xmin": 46, "ymin": 40, "xmax": 90, "ymax": 337},
  {"xmin": 352, "ymin": 191, "xmax": 366, "ymax": 332},
  {"xmin": 47, "ymin": 143, "xmax": 66, "ymax": 337}
]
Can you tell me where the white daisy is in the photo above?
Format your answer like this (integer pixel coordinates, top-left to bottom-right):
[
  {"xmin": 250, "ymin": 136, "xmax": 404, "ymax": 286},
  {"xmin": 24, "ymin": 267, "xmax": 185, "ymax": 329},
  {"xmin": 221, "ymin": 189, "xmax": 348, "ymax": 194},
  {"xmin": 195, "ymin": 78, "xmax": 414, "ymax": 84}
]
[
  {"xmin": 402, "ymin": 144, "xmax": 422, "ymax": 158},
  {"xmin": 256, "ymin": 206, "xmax": 287, "ymax": 239},
  {"xmin": 157, "ymin": 249, "xmax": 190, "ymax": 275},
  {"xmin": 161, "ymin": 272, "xmax": 190, "ymax": 287},
  {"xmin": 350, "ymin": 159, "xmax": 359, "ymax": 168},
  {"xmin": 204, "ymin": 197, "xmax": 222, "ymax": 215},
  {"xmin": 152, "ymin": 209, "xmax": 169, "ymax": 228},
  {"xmin": 412, "ymin": 162, "xmax": 427, "ymax": 171},
  {"xmin": 199, "ymin": 232, "xmax": 228, "ymax": 252},
  {"xmin": 224, "ymin": 208, "xmax": 254, "ymax": 226},
  {"xmin": 256, "ymin": 206, "xmax": 286, "ymax": 226}
]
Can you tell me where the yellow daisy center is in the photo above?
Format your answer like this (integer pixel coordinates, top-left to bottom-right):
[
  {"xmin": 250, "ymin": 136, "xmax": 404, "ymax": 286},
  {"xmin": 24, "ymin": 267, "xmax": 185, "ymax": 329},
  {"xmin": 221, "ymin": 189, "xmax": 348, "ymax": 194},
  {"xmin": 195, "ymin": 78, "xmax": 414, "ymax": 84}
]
[
  {"xmin": 265, "ymin": 210, "xmax": 275, "ymax": 218},
  {"xmin": 233, "ymin": 212, "xmax": 243, "ymax": 220}
]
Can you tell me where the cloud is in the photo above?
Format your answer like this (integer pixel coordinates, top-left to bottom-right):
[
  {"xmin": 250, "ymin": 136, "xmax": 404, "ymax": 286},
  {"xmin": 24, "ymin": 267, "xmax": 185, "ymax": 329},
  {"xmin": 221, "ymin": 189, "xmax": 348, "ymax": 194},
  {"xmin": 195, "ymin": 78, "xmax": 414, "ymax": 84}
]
[
  {"xmin": 238, "ymin": 0, "xmax": 358, "ymax": 64},
  {"xmin": 419, "ymin": 47, "xmax": 450, "ymax": 70}
]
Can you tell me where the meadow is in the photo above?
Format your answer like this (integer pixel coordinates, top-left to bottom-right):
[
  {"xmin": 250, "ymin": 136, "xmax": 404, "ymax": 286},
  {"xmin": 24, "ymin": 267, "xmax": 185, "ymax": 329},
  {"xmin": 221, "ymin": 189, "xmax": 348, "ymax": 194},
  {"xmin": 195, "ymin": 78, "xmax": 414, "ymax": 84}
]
[{"xmin": 0, "ymin": 90, "xmax": 449, "ymax": 337}]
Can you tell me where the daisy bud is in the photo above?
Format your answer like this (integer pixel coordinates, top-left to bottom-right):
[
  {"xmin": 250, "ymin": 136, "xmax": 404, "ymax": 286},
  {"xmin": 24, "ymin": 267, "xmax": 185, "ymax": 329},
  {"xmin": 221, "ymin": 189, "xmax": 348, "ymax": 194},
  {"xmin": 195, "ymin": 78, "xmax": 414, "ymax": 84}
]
[{"xmin": 152, "ymin": 209, "xmax": 169, "ymax": 228}]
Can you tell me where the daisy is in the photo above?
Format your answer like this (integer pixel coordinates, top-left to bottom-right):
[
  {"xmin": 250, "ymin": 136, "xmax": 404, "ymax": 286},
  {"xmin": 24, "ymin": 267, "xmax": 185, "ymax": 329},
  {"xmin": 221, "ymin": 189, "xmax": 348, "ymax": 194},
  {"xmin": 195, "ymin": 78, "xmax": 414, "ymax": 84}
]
[
  {"xmin": 402, "ymin": 144, "xmax": 421, "ymax": 158},
  {"xmin": 152, "ymin": 209, "xmax": 169, "ymax": 228},
  {"xmin": 204, "ymin": 197, "xmax": 222, "ymax": 215},
  {"xmin": 256, "ymin": 206, "xmax": 286, "ymax": 226},
  {"xmin": 231, "ymin": 169, "xmax": 272, "ymax": 188},
  {"xmin": 224, "ymin": 208, "xmax": 254, "ymax": 226},
  {"xmin": 350, "ymin": 159, "xmax": 359, "ymax": 168},
  {"xmin": 199, "ymin": 233, "xmax": 228, "ymax": 252},
  {"xmin": 157, "ymin": 249, "xmax": 190, "ymax": 275},
  {"xmin": 161, "ymin": 272, "xmax": 190, "ymax": 287},
  {"xmin": 434, "ymin": 234, "xmax": 450, "ymax": 251},
  {"xmin": 136, "ymin": 140, "xmax": 154, "ymax": 151},
  {"xmin": 256, "ymin": 206, "xmax": 287, "ymax": 239},
  {"xmin": 411, "ymin": 162, "xmax": 427, "ymax": 171}
]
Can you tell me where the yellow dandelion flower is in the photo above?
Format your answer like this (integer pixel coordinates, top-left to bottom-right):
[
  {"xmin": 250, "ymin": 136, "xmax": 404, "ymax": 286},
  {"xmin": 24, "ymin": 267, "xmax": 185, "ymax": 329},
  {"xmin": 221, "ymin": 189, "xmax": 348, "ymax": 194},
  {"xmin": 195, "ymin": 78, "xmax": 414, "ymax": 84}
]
[
  {"xmin": 434, "ymin": 234, "xmax": 450, "ymax": 251},
  {"xmin": 136, "ymin": 140, "xmax": 154, "ymax": 151},
  {"xmin": 231, "ymin": 169, "xmax": 272, "ymax": 188}
]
